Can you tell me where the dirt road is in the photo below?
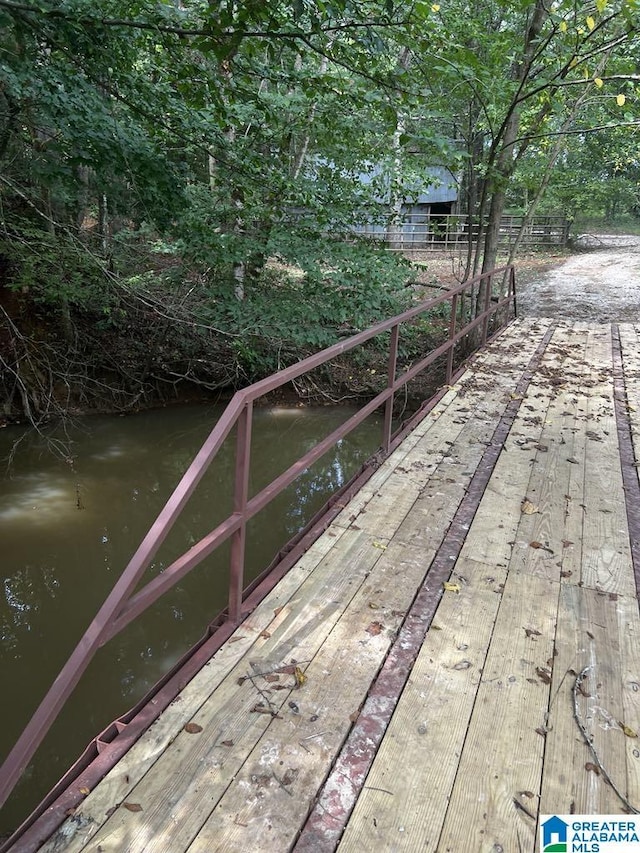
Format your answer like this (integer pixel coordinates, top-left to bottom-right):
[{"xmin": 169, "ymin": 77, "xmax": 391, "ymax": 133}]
[{"xmin": 517, "ymin": 234, "xmax": 640, "ymax": 322}]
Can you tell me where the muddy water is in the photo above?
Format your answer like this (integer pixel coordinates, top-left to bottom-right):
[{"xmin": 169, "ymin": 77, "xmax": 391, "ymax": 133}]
[
  {"xmin": 517, "ymin": 234, "xmax": 640, "ymax": 322},
  {"xmin": 0, "ymin": 403, "xmax": 381, "ymax": 834}
]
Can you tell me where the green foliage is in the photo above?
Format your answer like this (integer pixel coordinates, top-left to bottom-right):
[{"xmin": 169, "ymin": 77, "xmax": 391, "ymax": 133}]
[{"xmin": 194, "ymin": 234, "xmax": 414, "ymax": 378}]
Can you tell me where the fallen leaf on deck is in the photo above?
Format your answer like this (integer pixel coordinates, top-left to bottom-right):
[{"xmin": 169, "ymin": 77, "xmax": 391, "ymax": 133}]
[
  {"xmin": 251, "ymin": 703, "xmax": 275, "ymax": 715},
  {"xmin": 524, "ymin": 627, "xmax": 542, "ymax": 638},
  {"xmin": 443, "ymin": 581, "xmax": 461, "ymax": 593},
  {"xmin": 184, "ymin": 723, "xmax": 203, "ymax": 734},
  {"xmin": 228, "ymin": 636, "xmax": 245, "ymax": 644},
  {"xmin": 260, "ymin": 630, "xmax": 272, "ymax": 639},
  {"xmin": 368, "ymin": 602, "xmax": 381, "ymax": 610},
  {"xmin": 366, "ymin": 621, "xmax": 384, "ymax": 636},
  {"xmin": 535, "ymin": 726, "xmax": 548, "ymax": 737},
  {"xmin": 562, "ymin": 540, "xmax": 574, "ymax": 548},
  {"xmin": 274, "ymin": 606, "xmax": 283, "ymax": 616},
  {"xmin": 372, "ymin": 541, "xmax": 387, "ymax": 550},
  {"xmin": 79, "ymin": 787, "xmax": 90, "ymax": 796},
  {"xmin": 264, "ymin": 674, "xmax": 280, "ymax": 683},
  {"xmin": 288, "ymin": 701, "xmax": 300, "ymax": 714},
  {"xmin": 619, "ymin": 722, "xmax": 638, "ymax": 738},
  {"xmin": 521, "ymin": 499, "xmax": 539, "ymax": 515},
  {"xmin": 123, "ymin": 803, "xmax": 143, "ymax": 812},
  {"xmin": 536, "ymin": 666, "xmax": 552, "ymax": 685},
  {"xmin": 453, "ymin": 660, "xmax": 472, "ymax": 670},
  {"xmin": 294, "ymin": 666, "xmax": 307, "ymax": 688},
  {"xmin": 585, "ymin": 762, "xmax": 600, "ymax": 775},
  {"xmin": 567, "ymin": 457, "xmax": 579, "ymax": 464},
  {"xmin": 560, "ymin": 570, "xmax": 572, "ymax": 578},
  {"xmin": 221, "ymin": 740, "xmax": 234, "ymax": 747}
]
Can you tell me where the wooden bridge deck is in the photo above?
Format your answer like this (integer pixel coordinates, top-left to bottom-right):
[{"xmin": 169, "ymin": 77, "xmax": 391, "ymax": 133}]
[{"xmin": 37, "ymin": 319, "xmax": 640, "ymax": 853}]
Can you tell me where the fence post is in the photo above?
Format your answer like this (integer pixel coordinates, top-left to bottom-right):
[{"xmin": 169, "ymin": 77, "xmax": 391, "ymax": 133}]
[
  {"xmin": 228, "ymin": 401, "xmax": 253, "ymax": 624},
  {"xmin": 446, "ymin": 293, "xmax": 458, "ymax": 384},
  {"xmin": 383, "ymin": 324, "xmax": 400, "ymax": 452},
  {"xmin": 481, "ymin": 271, "xmax": 493, "ymax": 345}
]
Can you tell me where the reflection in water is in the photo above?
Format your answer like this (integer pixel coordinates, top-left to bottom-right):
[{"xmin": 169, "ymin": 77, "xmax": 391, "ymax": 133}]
[{"xmin": 0, "ymin": 403, "xmax": 381, "ymax": 834}]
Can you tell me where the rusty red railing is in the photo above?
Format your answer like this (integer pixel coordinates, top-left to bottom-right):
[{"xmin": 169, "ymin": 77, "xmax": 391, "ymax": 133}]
[{"xmin": 0, "ymin": 265, "xmax": 516, "ymax": 822}]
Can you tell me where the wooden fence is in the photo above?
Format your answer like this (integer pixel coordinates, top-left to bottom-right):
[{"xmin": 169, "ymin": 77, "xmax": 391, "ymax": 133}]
[{"xmin": 354, "ymin": 213, "xmax": 570, "ymax": 253}]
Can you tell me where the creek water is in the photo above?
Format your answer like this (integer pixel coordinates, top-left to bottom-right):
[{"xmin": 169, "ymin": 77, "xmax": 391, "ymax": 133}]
[{"xmin": 0, "ymin": 402, "xmax": 382, "ymax": 835}]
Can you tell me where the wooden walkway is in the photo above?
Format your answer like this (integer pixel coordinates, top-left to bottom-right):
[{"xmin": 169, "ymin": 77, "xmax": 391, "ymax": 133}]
[{"xmin": 37, "ymin": 319, "xmax": 640, "ymax": 853}]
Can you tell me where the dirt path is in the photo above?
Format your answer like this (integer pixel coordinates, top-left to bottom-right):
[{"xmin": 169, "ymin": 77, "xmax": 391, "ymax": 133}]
[{"xmin": 517, "ymin": 234, "xmax": 640, "ymax": 322}]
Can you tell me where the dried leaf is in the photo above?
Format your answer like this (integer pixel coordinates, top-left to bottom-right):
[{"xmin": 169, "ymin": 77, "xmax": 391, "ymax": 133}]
[
  {"xmin": 372, "ymin": 541, "xmax": 387, "ymax": 550},
  {"xmin": 294, "ymin": 666, "xmax": 307, "ymax": 688},
  {"xmin": 274, "ymin": 606, "xmax": 283, "ymax": 616},
  {"xmin": 524, "ymin": 627, "xmax": 542, "ymax": 638},
  {"xmin": 529, "ymin": 541, "xmax": 543, "ymax": 549},
  {"xmin": 585, "ymin": 762, "xmax": 600, "ymax": 775},
  {"xmin": 366, "ymin": 621, "xmax": 384, "ymax": 636},
  {"xmin": 521, "ymin": 499, "xmax": 539, "ymax": 515},
  {"xmin": 560, "ymin": 570, "xmax": 573, "ymax": 578},
  {"xmin": 260, "ymin": 630, "xmax": 272, "ymax": 639},
  {"xmin": 228, "ymin": 636, "xmax": 245, "ymax": 644},
  {"xmin": 443, "ymin": 581, "xmax": 461, "ymax": 593},
  {"xmin": 535, "ymin": 726, "xmax": 549, "ymax": 737},
  {"xmin": 79, "ymin": 787, "xmax": 90, "ymax": 796},
  {"xmin": 536, "ymin": 666, "xmax": 552, "ymax": 685},
  {"xmin": 123, "ymin": 802, "xmax": 143, "ymax": 812},
  {"xmin": 562, "ymin": 540, "xmax": 574, "ymax": 548},
  {"xmin": 221, "ymin": 739, "xmax": 234, "ymax": 747},
  {"xmin": 251, "ymin": 703, "xmax": 274, "ymax": 715},
  {"xmin": 453, "ymin": 660, "xmax": 472, "ymax": 670},
  {"xmin": 567, "ymin": 457, "xmax": 579, "ymax": 464},
  {"xmin": 368, "ymin": 602, "xmax": 381, "ymax": 610},
  {"xmin": 619, "ymin": 721, "xmax": 638, "ymax": 738},
  {"xmin": 264, "ymin": 674, "xmax": 280, "ymax": 683},
  {"xmin": 288, "ymin": 701, "xmax": 300, "ymax": 714},
  {"xmin": 184, "ymin": 723, "xmax": 203, "ymax": 734}
]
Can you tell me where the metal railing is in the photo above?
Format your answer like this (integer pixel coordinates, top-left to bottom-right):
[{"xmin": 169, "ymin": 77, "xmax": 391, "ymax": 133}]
[{"xmin": 0, "ymin": 264, "xmax": 516, "ymax": 820}]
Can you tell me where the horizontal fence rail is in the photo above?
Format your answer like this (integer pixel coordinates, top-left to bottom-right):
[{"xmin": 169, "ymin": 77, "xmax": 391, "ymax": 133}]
[
  {"xmin": 354, "ymin": 213, "xmax": 570, "ymax": 253},
  {"xmin": 0, "ymin": 265, "xmax": 517, "ymax": 828}
]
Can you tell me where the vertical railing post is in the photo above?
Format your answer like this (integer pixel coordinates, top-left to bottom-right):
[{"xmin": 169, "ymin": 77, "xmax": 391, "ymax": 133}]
[
  {"xmin": 446, "ymin": 292, "xmax": 458, "ymax": 384},
  {"xmin": 228, "ymin": 400, "xmax": 253, "ymax": 625},
  {"xmin": 511, "ymin": 265, "xmax": 518, "ymax": 318},
  {"xmin": 383, "ymin": 324, "xmax": 400, "ymax": 452},
  {"xmin": 481, "ymin": 271, "xmax": 493, "ymax": 345}
]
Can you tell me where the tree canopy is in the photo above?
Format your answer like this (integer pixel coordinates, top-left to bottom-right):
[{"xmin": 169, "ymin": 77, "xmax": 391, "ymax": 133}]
[{"xmin": 1, "ymin": 0, "xmax": 639, "ymax": 423}]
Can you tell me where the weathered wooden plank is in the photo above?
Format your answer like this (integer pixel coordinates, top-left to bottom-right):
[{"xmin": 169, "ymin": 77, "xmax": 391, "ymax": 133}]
[
  {"xmin": 337, "ymin": 558, "xmax": 506, "ymax": 853},
  {"xmin": 579, "ymin": 329, "xmax": 634, "ymax": 595},
  {"xmin": 540, "ymin": 584, "xmax": 631, "ymax": 815},
  {"xmin": 509, "ymin": 327, "xmax": 591, "ymax": 581},
  {"xmin": 185, "ymin": 536, "xmax": 459, "ymax": 853},
  {"xmin": 437, "ymin": 572, "xmax": 559, "ymax": 853}
]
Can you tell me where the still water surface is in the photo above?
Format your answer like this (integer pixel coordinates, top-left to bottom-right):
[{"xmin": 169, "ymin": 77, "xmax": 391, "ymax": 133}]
[{"xmin": 0, "ymin": 403, "xmax": 381, "ymax": 834}]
